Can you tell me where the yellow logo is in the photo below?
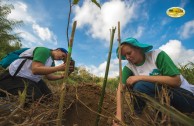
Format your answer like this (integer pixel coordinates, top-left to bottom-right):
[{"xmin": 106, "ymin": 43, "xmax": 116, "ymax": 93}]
[{"xmin": 166, "ymin": 7, "xmax": 185, "ymax": 18}]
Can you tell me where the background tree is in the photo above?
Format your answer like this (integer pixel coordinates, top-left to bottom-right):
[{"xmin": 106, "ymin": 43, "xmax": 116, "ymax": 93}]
[{"xmin": 0, "ymin": 1, "xmax": 22, "ymax": 59}]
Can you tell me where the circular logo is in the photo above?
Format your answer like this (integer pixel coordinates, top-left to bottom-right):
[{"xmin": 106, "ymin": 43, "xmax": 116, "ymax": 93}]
[{"xmin": 166, "ymin": 7, "xmax": 185, "ymax": 18}]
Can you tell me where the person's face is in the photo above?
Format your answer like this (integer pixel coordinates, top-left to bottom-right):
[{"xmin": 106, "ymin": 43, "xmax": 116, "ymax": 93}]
[
  {"xmin": 121, "ymin": 44, "xmax": 144, "ymax": 64},
  {"xmin": 53, "ymin": 49, "xmax": 67, "ymax": 60}
]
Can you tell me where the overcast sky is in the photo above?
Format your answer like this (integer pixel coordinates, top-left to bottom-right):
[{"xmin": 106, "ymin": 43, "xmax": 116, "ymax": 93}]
[{"xmin": 3, "ymin": 0, "xmax": 194, "ymax": 78}]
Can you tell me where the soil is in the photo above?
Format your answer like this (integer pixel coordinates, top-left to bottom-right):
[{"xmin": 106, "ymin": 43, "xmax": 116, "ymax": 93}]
[
  {"xmin": 63, "ymin": 84, "xmax": 116, "ymax": 126},
  {"xmin": 0, "ymin": 83, "xmax": 118, "ymax": 126}
]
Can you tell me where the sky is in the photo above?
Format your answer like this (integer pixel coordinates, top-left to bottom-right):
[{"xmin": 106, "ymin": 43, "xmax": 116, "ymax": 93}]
[{"xmin": 3, "ymin": 0, "xmax": 194, "ymax": 78}]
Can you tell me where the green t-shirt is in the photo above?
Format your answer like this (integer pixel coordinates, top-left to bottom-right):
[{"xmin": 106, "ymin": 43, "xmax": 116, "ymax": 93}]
[
  {"xmin": 122, "ymin": 50, "xmax": 180, "ymax": 85},
  {"xmin": 33, "ymin": 47, "xmax": 55, "ymax": 66}
]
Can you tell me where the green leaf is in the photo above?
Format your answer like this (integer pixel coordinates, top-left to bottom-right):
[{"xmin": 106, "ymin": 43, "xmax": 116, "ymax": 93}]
[
  {"xmin": 72, "ymin": 0, "xmax": 79, "ymax": 5},
  {"xmin": 91, "ymin": 0, "xmax": 101, "ymax": 9}
]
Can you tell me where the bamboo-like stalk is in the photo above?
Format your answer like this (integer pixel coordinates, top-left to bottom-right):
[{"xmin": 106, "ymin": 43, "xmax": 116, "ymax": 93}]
[
  {"xmin": 56, "ymin": 21, "xmax": 77, "ymax": 126},
  {"xmin": 115, "ymin": 21, "xmax": 124, "ymax": 122},
  {"xmin": 95, "ymin": 27, "xmax": 116, "ymax": 126}
]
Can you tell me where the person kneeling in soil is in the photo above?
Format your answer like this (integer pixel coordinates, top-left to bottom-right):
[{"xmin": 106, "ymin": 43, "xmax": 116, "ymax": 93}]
[
  {"xmin": 0, "ymin": 47, "xmax": 74, "ymax": 102},
  {"xmin": 116, "ymin": 37, "xmax": 194, "ymax": 115}
]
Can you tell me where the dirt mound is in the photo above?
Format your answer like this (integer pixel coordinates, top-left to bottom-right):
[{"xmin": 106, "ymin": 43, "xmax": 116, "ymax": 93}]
[
  {"xmin": 0, "ymin": 83, "xmax": 117, "ymax": 126},
  {"xmin": 63, "ymin": 84, "xmax": 116, "ymax": 126}
]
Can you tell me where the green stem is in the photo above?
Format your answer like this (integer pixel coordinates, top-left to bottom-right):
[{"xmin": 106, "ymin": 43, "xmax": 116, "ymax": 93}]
[
  {"xmin": 66, "ymin": 0, "xmax": 72, "ymax": 47},
  {"xmin": 57, "ymin": 21, "xmax": 77, "ymax": 126},
  {"xmin": 95, "ymin": 27, "xmax": 116, "ymax": 126}
]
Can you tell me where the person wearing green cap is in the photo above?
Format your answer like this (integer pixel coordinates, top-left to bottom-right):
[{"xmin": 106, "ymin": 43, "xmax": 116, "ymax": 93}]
[
  {"xmin": 117, "ymin": 37, "xmax": 194, "ymax": 115},
  {"xmin": 0, "ymin": 47, "xmax": 75, "ymax": 102}
]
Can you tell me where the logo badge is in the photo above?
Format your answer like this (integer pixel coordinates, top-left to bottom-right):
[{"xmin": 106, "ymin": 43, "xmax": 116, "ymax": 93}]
[
  {"xmin": 149, "ymin": 69, "xmax": 161, "ymax": 76},
  {"xmin": 166, "ymin": 7, "xmax": 185, "ymax": 18}
]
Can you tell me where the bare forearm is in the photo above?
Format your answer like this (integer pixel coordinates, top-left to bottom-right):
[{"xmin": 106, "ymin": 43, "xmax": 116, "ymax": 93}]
[
  {"xmin": 139, "ymin": 75, "xmax": 181, "ymax": 87},
  {"xmin": 32, "ymin": 66, "xmax": 61, "ymax": 75},
  {"xmin": 31, "ymin": 61, "xmax": 66, "ymax": 75}
]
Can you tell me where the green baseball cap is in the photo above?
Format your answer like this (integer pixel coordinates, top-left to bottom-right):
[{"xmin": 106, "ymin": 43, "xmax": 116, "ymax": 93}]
[{"xmin": 116, "ymin": 37, "xmax": 153, "ymax": 60}]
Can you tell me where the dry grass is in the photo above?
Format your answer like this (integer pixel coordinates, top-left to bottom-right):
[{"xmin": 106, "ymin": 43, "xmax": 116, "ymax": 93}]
[{"xmin": 123, "ymin": 86, "xmax": 194, "ymax": 126}]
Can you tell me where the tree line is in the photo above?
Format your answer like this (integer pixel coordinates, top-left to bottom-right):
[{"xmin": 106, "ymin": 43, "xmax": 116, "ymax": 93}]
[{"xmin": 0, "ymin": 1, "xmax": 22, "ymax": 59}]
